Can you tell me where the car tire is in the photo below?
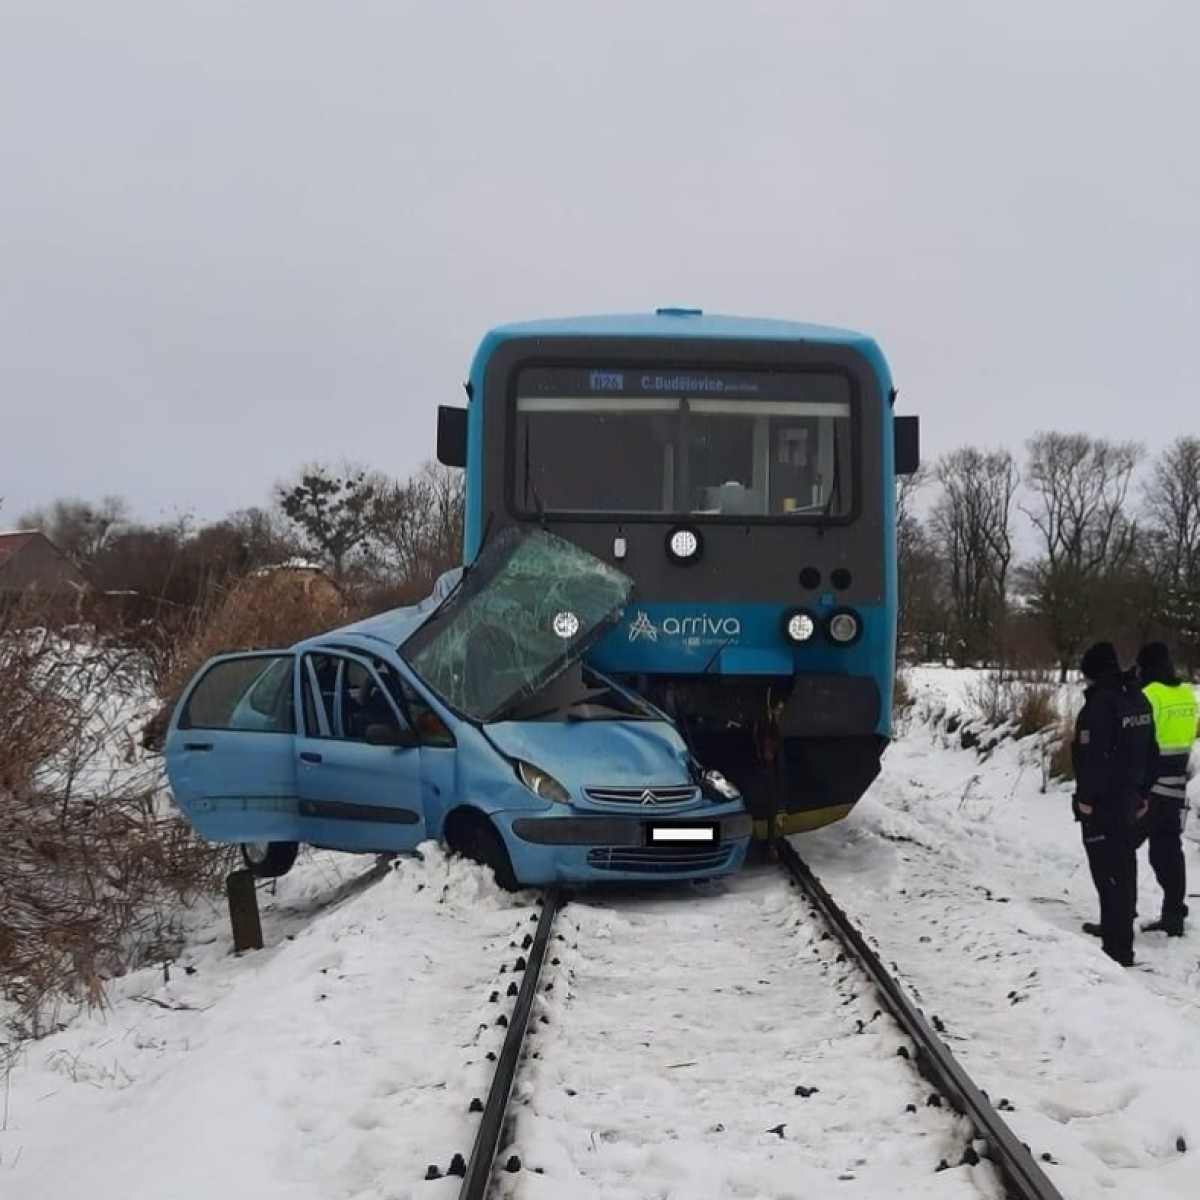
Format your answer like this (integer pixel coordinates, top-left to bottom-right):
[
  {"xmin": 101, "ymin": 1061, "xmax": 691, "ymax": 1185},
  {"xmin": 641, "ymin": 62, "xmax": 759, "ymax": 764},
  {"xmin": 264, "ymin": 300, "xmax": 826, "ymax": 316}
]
[
  {"xmin": 460, "ymin": 820, "xmax": 520, "ymax": 893},
  {"xmin": 240, "ymin": 841, "xmax": 299, "ymax": 879}
]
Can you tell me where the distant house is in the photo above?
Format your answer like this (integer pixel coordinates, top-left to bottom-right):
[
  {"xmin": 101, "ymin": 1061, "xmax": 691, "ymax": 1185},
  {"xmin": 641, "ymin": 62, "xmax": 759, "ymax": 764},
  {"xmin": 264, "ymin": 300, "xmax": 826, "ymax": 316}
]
[{"xmin": 0, "ymin": 530, "xmax": 93, "ymax": 603}]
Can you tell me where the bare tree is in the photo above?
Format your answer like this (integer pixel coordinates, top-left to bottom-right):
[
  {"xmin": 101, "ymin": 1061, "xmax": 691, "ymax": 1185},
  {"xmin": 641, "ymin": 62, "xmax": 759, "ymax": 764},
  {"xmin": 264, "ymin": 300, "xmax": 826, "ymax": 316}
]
[
  {"xmin": 1022, "ymin": 432, "xmax": 1143, "ymax": 679},
  {"xmin": 1142, "ymin": 436, "xmax": 1200, "ymax": 666},
  {"xmin": 930, "ymin": 447, "xmax": 1018, "ymax": 664},
  {"xmin": 18, "ymin": 495, "xmax": 130, "ymax": 567},
  {"xmin": 369, "ymin": 462, "xmax": 464, "ymax": 596},
  {"xmin": 894, "ymin": 464, "xmax": 947, "ymax": 658},
  {"xmin": 275, "ymin": 463, "xmax": 388, "ymax": 580}
]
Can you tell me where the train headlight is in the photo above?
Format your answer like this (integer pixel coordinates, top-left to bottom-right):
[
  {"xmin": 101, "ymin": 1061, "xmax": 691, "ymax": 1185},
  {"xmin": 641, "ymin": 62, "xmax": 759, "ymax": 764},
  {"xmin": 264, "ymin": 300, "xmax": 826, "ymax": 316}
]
[
  {"xmin": 782, "ymin": 608, "xmax": 817, "ymax": 644},
  {"xmin": 666, "ymin": 525, "xmax": 703, "ymax": 564},
  {"xmin": 826, "ymin": 609, "xmax": 863, "ymax": 645}
]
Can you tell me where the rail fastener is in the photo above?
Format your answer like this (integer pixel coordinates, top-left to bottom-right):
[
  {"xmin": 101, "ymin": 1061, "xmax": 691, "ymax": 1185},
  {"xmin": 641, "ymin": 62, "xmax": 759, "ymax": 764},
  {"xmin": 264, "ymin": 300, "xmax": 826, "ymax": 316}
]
[{"xmin": 777, "ymin": 841, "xmax": 1066, "ymax": 1200}]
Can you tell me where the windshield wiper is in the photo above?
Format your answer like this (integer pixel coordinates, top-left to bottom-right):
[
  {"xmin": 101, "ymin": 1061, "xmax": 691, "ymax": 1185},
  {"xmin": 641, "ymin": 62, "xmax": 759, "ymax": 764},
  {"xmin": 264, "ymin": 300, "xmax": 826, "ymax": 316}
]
[
  {"xmin": 522, "ymin": 424, "xmax": 548, "ymax": 528},
  {"xmin": 817, "ymin": 422, "xmax": 844, "ymax": 532}
]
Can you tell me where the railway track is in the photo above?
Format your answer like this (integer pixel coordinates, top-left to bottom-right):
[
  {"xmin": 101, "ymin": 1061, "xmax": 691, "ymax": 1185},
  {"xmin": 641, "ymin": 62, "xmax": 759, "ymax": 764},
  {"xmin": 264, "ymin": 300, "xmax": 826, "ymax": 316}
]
[{"xmin": 446, "ymin": 854, "xmax": 1067, "ymax": 1200}]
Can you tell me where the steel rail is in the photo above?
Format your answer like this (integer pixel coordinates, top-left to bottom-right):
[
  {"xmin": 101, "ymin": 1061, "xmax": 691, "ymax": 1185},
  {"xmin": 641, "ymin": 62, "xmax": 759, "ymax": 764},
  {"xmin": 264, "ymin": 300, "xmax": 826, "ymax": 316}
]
[
  {"xmin": 777, "ymin": 841, "xmax": 1065, "ymax": 1200},
  {"xmin": 457, "ymin": 889, "xmax": 562, "ymax": 1200}
]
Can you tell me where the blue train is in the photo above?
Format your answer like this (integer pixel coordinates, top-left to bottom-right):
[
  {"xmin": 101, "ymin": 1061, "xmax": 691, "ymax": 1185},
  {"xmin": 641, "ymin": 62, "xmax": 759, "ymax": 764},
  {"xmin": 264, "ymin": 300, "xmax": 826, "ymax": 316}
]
[{"xmin": 438, "ymin": 310, "xmax": 919, "ymax": 838}]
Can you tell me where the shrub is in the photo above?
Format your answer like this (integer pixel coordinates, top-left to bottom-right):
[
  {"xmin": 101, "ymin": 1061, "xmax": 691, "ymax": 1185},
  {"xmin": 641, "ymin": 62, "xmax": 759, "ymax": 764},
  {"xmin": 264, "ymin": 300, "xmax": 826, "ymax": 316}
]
[
  {"xmin": 142, "ymin": 567, "xmax": 350, "ymax": 749},
  {"xmin": 1014, "ymin": 683, "xmax": 1059, "ymax": 739},
  {"xmin": 1045, "ymin": 719, "xmax": 1076, "ymax": 785},
  {"xmin": 1, "ymin": 596, "xmax": 229, "ymax": 1038},
  {"xmin": 964, "ymin": 672, "xmax": 1059, "ymax": 739}
]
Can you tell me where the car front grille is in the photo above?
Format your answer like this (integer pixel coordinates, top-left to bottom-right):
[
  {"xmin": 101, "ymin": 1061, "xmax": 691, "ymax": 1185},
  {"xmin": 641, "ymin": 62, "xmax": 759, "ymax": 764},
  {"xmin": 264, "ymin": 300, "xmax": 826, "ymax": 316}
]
[
  {"xmin": 586, "ymin": 845, "xmax": 735, "ymax": 874},
  {"xmin": 583, "ymin": 784, "xmax": 698, "ymax": 807}
]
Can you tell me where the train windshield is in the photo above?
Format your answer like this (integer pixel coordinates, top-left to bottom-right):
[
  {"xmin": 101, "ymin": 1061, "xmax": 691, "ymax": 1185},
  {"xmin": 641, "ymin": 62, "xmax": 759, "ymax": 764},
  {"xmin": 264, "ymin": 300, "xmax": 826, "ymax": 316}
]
[
  {"xmin": 512, "ymin": 366, "xmax": 854, "ymax": 520},
  {"xmin": 399, "ymin": 526, "xmax": 632, "ymax": 723}
]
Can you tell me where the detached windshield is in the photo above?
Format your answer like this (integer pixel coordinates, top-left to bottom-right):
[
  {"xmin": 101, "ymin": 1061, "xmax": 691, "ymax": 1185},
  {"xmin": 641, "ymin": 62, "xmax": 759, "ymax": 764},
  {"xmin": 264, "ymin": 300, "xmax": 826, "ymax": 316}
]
[
  {"xmin": 399, "ymin": 527, "xmax": 632, "ymax": 723},
  {"xmin": 513, "ymin": 366, "xmax": 853, "ymax": 519}
]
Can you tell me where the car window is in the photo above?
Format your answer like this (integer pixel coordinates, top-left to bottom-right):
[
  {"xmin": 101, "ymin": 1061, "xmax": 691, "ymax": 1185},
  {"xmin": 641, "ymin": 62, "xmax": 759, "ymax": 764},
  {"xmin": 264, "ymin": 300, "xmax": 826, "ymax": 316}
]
[
  {"xmin": 301, "ymin": 653, "xmax": 339, "ymax": 737},
  {"xmin": 181, "ymin": 655, "xmax": 295, "ymax": 733},
  {"xmin": 398, "ymin": 675, "xmax": 456, "ymax": 748},
  {"xmin": 301, "ymin": 652, "xmax": 411, "ymax": 743}
]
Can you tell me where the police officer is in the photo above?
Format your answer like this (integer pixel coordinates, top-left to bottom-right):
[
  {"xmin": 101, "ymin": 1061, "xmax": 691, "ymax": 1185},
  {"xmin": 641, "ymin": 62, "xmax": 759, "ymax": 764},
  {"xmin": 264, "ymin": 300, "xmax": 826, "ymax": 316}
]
[
  {"xmin": 1133, "ymin": 642, "xmax": 1199, "ymax": 936},
  {"xmin": 1073, "ymin": 641, "xmax": 1158, "ymax": 966}
]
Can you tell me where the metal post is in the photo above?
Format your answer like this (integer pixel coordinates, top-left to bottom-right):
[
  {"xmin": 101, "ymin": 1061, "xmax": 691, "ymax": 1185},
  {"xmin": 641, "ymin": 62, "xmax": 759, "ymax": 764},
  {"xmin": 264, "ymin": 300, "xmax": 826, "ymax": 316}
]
[{"xmin": 226, "ymin": 869, "xmax": 263, "ymax": 952}]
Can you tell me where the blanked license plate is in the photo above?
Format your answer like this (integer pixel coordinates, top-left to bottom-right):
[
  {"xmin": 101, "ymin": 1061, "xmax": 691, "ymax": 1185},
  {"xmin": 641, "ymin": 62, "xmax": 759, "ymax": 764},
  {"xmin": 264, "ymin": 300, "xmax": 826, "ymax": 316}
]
[{"xmin": 646, "ymin": 822, "xmax": 720, "ymax": 845}]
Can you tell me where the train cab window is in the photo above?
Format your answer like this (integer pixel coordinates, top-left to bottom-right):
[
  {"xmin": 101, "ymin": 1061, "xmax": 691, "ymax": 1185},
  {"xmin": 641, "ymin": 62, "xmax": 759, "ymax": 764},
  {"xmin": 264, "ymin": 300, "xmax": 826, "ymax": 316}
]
[{"xmin": 512, "ymin": 367, "xmax": 854, "ymax": 520}]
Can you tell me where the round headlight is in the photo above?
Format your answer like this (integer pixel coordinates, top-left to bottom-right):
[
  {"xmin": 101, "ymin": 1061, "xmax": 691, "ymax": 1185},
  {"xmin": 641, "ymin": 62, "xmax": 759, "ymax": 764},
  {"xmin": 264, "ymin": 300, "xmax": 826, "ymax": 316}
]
[
  {"xmin": 827, "ymin": 609, "xmax": 862, "ymax": 645},
  {"xmin": 783, "ymin": 609, "xmax": 817, "ymax": 644},
  {"xmin": 552, "ymin": 611, "xmax": 580, "ymax": 639},
  {"xmin": 666, "ymin": 525, "xmax": 703, "ymax": 564}
]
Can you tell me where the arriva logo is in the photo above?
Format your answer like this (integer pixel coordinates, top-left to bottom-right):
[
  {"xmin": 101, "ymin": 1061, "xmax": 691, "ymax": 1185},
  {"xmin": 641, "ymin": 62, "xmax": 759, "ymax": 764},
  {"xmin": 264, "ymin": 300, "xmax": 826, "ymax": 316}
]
[
  {"xmin": 627, "ymin": 612, "xmax": 741, "ymax": 642},
  {"xmin": 628, "ymin": 611, "xmax": 659, "ymax": 642},
  {"xmin": 663, "ymin": 615, "xmax": 742, "ymax": 637}
]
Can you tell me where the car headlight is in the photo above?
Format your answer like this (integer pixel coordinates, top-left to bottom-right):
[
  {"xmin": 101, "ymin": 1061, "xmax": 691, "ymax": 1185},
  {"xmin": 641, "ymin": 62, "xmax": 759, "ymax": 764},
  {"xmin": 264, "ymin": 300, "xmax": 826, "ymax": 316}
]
[
  {"xmin": 702, "ymin": 769, "xmax": 741, "ymax": 801},
  {"xmin": 517, "ymin": 760, "xmax": 571, "ymax": 804}
]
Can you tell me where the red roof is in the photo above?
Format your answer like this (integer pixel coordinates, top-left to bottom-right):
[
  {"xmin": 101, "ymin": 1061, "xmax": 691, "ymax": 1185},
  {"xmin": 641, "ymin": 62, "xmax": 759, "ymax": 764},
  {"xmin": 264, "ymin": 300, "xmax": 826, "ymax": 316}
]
[{"xmin": 0, "ymin": 530, "xmax": 42, "ymax": 569}]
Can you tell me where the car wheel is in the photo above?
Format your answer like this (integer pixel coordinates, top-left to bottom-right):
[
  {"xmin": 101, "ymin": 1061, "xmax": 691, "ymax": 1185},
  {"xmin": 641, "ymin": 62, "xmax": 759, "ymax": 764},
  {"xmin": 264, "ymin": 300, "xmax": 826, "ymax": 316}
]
[
  {"xmin": 240, "ymin": 841, "xmax": 299, "ymax": 879},
  {"xmin": 460, "ymin": 820, "xmax": 520, "ymax": 893}
]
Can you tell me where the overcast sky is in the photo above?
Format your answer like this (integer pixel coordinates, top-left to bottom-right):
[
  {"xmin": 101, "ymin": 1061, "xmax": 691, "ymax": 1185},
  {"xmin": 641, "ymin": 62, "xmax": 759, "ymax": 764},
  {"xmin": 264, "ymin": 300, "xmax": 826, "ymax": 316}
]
[{"xmin": 2, "ymin": 1, "xmax": 1198, "ymax": 526}]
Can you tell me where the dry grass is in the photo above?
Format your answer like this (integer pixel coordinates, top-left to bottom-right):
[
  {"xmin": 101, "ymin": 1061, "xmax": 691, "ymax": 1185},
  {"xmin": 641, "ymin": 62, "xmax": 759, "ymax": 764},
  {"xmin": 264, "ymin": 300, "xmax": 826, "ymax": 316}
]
[
  {"xmin": 1, "ymin": 594, "xmax": 234, "ymax": 1037},
  {"xmin": 1045, "ymin": 718, "xmax": 1076, "ymax": 784},
  {"xmin": 142, "ymin": 568, "xmax": 350, "ymax": 749},
  {"xmin": 964, "ymin": 672, "xmax": 1060, "ymax": 739}
]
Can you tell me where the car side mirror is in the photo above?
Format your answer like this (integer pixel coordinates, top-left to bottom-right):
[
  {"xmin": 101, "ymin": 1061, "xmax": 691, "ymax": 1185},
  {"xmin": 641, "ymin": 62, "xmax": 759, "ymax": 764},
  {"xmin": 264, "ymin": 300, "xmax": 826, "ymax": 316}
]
[{"xmin": 365, "ymin": 724, "xmax": 419, "ymax": 749}]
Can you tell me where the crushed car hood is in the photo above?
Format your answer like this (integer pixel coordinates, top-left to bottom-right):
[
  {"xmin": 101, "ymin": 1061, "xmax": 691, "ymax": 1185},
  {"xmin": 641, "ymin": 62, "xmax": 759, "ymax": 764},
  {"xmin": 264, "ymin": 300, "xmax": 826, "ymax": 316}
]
[{"xmin": 484, "ymin": 718, "xmax": 693, "ymax": 793}]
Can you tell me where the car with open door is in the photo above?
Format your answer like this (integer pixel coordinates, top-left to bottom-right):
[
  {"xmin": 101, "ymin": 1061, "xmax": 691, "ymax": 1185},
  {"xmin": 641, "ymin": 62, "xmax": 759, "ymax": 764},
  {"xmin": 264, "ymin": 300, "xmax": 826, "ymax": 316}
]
[{"xmin": 164, "ymin": 527, "xmax": 752, "ymax": 887}]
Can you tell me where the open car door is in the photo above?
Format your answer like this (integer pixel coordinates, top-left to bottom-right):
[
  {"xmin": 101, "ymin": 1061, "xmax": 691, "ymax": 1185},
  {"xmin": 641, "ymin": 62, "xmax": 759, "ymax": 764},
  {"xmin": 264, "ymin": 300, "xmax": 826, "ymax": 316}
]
[{"xmin": 164, "ymin": 652, "xmax": 299, "ymax": 845}]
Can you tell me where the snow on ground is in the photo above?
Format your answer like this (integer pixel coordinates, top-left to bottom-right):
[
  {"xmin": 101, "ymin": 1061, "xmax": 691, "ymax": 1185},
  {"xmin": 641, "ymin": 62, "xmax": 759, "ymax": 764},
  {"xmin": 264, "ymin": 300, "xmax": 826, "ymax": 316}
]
[
  {"xmin": 3, "ymin": 666, "xmax": 1198, "ymax": 1199},
  {"xmin": 1, "ymin": 847, "xmax": 537, "ymax": 1200},
  {"xmin": 805, "ymin": 669, "xmax": 1200, "ymax": 1199},
  {"xmin": 512, "ymin": 870, "xmax": 999, "ymax": 1199}
]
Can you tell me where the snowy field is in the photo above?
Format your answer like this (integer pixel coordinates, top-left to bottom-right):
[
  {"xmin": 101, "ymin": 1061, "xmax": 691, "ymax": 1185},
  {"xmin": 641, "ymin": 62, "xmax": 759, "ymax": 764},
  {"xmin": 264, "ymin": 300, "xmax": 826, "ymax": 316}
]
[{"xmin": 1, "ymin": 668, "xmax": 1197, "ymax": 1199}]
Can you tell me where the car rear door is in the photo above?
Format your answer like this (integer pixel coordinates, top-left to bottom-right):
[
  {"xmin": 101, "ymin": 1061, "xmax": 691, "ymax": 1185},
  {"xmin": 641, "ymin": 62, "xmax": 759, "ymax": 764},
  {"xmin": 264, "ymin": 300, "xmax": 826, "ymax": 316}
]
[
  {"xmin": 165, "ymin": 652, "xmax": 300, "ymax": 845},
  {"xmin": 293, "ymin": 649, "xmax": 428, "ymax": 853}
]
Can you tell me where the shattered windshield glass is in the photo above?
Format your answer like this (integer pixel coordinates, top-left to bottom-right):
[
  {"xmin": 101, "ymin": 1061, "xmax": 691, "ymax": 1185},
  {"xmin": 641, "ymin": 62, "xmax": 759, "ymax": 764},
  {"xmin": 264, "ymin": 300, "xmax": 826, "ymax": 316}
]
[{"xmin": 399, "ymin": 527, "xmax": 632, "ymax": 723}]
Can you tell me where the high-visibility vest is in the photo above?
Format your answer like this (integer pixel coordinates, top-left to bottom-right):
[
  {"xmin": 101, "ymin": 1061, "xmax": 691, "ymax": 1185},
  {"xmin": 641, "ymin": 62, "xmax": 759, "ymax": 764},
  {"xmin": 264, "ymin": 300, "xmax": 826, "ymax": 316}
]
[{"xmin": 1144, "ymin": 681, "xmax": 1200, "ymax": 801}]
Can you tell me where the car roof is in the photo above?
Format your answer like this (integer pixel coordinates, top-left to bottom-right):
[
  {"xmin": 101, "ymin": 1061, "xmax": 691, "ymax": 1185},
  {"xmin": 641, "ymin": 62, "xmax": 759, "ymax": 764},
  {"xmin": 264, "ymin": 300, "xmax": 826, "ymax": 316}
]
[{"xmin": 293, "ymin": 566, "xmax": 464, "ymax": 655}]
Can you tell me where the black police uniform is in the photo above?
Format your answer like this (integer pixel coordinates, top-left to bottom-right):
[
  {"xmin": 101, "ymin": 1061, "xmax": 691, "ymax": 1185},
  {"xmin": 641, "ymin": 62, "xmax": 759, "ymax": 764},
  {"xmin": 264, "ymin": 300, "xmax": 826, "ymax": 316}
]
[{"xmin": 1071, "ymin": 659, "xmax": 1158, "ymax": 965}]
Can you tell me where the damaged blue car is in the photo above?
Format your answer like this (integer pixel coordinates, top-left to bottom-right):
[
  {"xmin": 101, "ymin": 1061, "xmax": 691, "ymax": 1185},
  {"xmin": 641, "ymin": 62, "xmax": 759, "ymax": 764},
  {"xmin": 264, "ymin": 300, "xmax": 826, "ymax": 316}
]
[{"xmin": 164, "ymin": 528, "xmax": 752, "ymax": 887}]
